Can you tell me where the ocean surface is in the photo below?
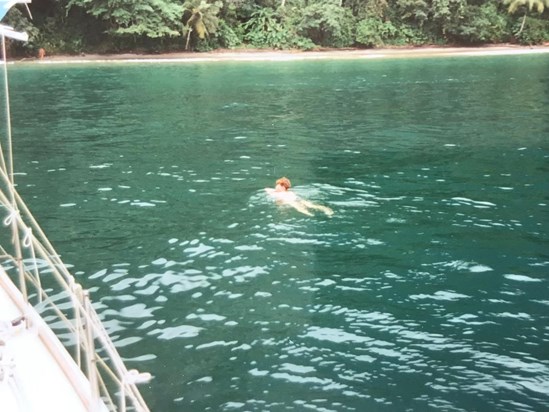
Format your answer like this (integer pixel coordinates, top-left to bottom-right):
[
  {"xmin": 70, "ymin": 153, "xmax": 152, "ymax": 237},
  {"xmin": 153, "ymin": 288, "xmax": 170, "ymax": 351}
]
[{"xmin": 6, "ymin": 54, "xmax": 549, "ymax": 411}]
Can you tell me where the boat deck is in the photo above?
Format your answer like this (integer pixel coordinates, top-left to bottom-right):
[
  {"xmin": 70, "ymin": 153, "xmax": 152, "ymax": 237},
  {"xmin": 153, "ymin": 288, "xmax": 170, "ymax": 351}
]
[{"xmin": 0, "ymin": 269, "xmax": 107, "ymax": 412}]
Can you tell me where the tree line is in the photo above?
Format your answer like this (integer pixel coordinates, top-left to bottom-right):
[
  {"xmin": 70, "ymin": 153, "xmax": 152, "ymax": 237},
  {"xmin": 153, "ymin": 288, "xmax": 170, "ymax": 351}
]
[{"xmin": 4, "ymin": 0, "xmax": 549, "ymax": 56}]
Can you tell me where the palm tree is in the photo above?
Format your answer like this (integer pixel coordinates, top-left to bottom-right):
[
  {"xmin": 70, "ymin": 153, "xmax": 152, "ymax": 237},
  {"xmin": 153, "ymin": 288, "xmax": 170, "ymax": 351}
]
[
  {"xmin": 503, "ymin": 0, "xmax": 549, "ymax": 35},
  {"xmin": 182, "ymin": 0, "xmax": 222, "ymax": 50}
]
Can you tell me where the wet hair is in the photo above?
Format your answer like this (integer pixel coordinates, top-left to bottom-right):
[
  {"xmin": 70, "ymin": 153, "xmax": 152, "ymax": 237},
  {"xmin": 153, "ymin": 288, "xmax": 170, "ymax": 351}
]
[{"xmin": 275, "ymin": 177, "xmax": 291, "ymax": 190}]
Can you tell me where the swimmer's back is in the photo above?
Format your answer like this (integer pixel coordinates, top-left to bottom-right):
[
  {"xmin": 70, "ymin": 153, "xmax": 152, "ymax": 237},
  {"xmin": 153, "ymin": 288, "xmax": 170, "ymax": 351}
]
[{"xmin": 265, "ymin": 188, "xmax": 298, "ymax": 203}]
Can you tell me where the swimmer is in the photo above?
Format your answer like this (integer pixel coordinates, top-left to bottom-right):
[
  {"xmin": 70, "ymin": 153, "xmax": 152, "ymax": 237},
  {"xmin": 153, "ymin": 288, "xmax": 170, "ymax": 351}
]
[{"xmin": 265, "ymin": 177, "xmax": 334, "ymax": 217}]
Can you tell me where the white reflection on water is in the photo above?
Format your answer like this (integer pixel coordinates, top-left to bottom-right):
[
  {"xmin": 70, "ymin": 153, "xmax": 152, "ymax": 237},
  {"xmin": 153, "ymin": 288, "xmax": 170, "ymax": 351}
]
[{"xmin": 150, "ymin": 325, "xmax": 202, "ymax": 340}]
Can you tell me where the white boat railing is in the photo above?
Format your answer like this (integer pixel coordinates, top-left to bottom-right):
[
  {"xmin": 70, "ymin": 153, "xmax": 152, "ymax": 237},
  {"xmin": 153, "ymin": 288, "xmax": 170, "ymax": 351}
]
[{"xmin": 0, "ymin": 4, "xmax": 151, "ymax": 410}]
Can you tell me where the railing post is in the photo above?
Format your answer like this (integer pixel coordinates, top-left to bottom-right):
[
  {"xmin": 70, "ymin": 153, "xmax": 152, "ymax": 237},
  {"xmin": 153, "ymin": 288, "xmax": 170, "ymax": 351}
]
[
  {"xmin": 83, "ymin": 290, "xmax": 100, "ymax": 411},
  {"xmin": 1, "ymin": 34, "xmax": 27, "ymax": 301},
  {"xmin": 72, "ymin": 279, "xmax": 82, "ymax": 368},
  {"xmin": 119, "ymin": 383, "xmax": 126, "ymax": 412}
]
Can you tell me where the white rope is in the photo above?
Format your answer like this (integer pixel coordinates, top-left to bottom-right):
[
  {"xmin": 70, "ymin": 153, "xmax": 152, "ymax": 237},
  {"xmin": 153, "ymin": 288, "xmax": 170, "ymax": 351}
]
[
  {"xmin": 2, "ymin": 208, "xmax": 21, "ymax": 247},
  {"xmin": 22, "ymin": 228, "xmax": 32, "ymax": 248},
  {"xmin": 22, "ymin": 228, "xmax": 45, "ymax": 303},
  {"xmin": 2, "ymin": 208, "xmax": 19, "ymax": 226}
]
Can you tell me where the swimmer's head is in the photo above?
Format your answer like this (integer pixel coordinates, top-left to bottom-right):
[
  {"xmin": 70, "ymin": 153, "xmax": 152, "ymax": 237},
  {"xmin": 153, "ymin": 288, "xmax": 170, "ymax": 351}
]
[{"xmin": 275, "ymin": 177, "xmax": 291, "ymax": 191}]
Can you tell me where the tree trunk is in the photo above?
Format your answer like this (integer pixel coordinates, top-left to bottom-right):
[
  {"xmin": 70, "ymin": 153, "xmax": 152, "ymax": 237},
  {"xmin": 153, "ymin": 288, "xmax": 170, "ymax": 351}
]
[
  {"xmin": 185, "ymin": 28, "xmax": 193, "ymax": 50},
  {"xmin": 517, "ymin": 11, "xmax": 527, "ymax": 35}
]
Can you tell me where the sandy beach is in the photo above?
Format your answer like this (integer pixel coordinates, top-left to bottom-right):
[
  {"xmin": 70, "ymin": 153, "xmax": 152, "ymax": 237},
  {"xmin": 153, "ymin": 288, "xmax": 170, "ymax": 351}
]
[{"xmin": 25, "ymin": 44, "xmax": 549, "ymax": 64}]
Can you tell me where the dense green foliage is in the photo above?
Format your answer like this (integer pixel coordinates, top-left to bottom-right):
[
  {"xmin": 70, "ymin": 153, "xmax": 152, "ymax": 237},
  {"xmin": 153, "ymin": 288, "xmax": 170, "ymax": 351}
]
[{"xmin": 3, "ymin": 0, "xmax": 548, "ymax": 55}]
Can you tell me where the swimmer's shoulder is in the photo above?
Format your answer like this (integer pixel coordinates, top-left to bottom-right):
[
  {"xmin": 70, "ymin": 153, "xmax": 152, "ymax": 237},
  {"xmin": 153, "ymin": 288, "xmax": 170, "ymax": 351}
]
[{"xmin": 266, "ymin": 189, "xmax": 297, "ymax": 202}]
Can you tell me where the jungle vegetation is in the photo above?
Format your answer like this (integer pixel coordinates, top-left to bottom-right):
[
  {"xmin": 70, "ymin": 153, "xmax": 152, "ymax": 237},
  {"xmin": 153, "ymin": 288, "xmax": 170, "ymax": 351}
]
[{"xmin": 3, "ymin": 0, "xmax": 549, "ymax": 56}]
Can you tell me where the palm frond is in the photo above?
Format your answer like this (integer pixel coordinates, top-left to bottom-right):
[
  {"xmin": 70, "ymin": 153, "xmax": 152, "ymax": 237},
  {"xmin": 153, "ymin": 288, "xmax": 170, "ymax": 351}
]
[{"xmin": 504, "ymin": 0, "xmax": 546, "ymax": 13}]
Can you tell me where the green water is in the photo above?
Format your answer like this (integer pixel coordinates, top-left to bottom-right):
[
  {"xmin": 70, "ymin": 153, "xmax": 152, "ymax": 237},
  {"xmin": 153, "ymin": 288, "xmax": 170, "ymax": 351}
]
[{"xmin": 6, "ymin": 55, "xmax": 549, "ymax": 411}]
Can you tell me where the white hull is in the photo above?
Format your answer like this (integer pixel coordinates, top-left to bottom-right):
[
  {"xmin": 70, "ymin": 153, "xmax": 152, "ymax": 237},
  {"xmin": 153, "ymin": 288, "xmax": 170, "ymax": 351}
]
[{"xmin": 0, "ymin": 268, "xmax": 108, "ymax": 411}]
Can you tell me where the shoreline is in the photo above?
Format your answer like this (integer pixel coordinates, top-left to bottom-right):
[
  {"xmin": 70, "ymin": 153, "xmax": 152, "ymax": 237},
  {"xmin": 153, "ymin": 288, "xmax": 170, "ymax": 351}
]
[{"xmin": 15, "ymin": 44, "xmax": 549, "ymax": 64}]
